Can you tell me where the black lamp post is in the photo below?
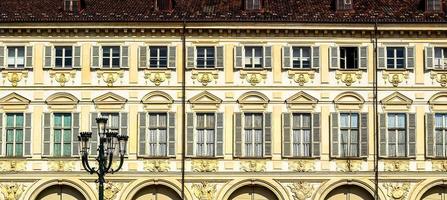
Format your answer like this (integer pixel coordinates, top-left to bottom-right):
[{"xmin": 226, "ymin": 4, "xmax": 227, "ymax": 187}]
[{"xmin": 78, "ymin": 117, "xmax": 128, "ymax": 200}]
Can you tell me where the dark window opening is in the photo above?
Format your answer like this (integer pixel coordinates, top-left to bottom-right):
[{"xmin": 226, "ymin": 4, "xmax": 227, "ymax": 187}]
[
  {"xmin": 340, "ymin": 47, "xmax": 358, "ymax": 69},
  {"xmin": 64, "ymin": 0, "xmax": 80, "ymax": 12},
  {"xmin": 157, "ymin": 0, "xmax": 173, "ymax": 11}
]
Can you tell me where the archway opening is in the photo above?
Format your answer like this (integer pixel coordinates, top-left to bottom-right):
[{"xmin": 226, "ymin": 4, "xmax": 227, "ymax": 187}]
[
  {"xmin": 422, "ymin": 184, "xmax": 447, "ymax": 200},
  {"xmin": 132, "ymin": 184, "xmax": 181, "ymax": 200},
  {"xmin": 228, "ymin": 184, "xmax": 278, "ymax": 200},
  {"xmin": 325, "ymin": 185, "xmax": 374, "ymax": 200},
  {"xmin": 36, "ymin": 184, "xmax": 86, "ymax": 200}
]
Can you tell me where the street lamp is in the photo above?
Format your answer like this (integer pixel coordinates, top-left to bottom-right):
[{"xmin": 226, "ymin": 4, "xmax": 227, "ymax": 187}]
[{"xmin": 78, "ymin": 117, "xmax": 128, "ymax": 200}]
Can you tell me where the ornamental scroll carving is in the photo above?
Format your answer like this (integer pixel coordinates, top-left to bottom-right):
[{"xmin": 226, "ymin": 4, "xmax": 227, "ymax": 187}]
[
  {"xmin": 0, "ymin": 183, "xmax": 25, "ymax": 200},
  {"xmin": 288, "ymin": 160, "xmax": 314, "ymax": 172},
  {"xmin": 241, "ymin": 160, "xmax": 266, "ymax": 172},
  {"xmin": 383, "ymin": 183, "xmax": 410, "ymax": 200},
  {"xmin": 49, "ymin": 160, "xmax": 75, "ymax": 171},
  {"xmin": 336, "ymin": 160, "xmax": 362, "ymax": 172},
  {"xmin": 384, "ymin": 160, "xmax": 409, "ymax": 172},
  {"xmin": 144, "ymin": 160, "xmax": 169, "ymax": 172},
  {"xmin": 288, "ymin": 182, "xmax": 314, "ymax": 200},
  {"xmin": 191, "ymin": 182, "xmax": 217, "ymax": 200},
  {"xmin": 192, "ymin": 160, "xmax": 218, "ymax": 172},
  {"xmin": 102, "ymin": 182, "xmax": 123, "ymax": 200},
  {"xmin": 0, "ymin": 161, "xmax": 26, "ymax": 172}
]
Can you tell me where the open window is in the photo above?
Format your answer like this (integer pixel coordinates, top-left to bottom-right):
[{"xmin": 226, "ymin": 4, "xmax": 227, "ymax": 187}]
[
  {"xmin": 64, "ymin": 0, "xmax": 81, "ymax": 12},
  {"xmin": 330, "ymin": 46, "xmax": 367, "ymax": 70},
  {"xmin": 245, "ymin": 0, "xmax": 262, "ymax": 10}
]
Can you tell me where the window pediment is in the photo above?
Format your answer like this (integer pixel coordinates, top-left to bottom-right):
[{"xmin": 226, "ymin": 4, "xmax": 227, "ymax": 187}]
[
  {"xmin": 46, "ymin": 92, "xmax": 79, "ymax": 105},
  {"xmin": 237, "ymin": 91, "xmax": 269, "ymax": 111},
  {"xmin": 0, "ymin": 92, "xmax": 30, "ymax": 111},
  {"xmin": 334, "ymin": 92, "xmax": 365, "ymax": 110},
  {"xmin": 286, "ymin": 91, "xmax": 318, "ymax": 111},
  {"xmin": 429, "ymin": 92, "xmax": 447, "ymax": 111},
  {"xmin": 93, "ymin": 92, "xmax": 127, "ymax": 111},
  {"xmin": 142, "ymin": 91, "xmax": 173, "ymax": 111},
  {"xmin": 381, "ymin": 92, "xmax": 412, "ymax": 111},
  {"xmin": 188, "ymin": 91, "xmax": 222, "ymax": 111}
]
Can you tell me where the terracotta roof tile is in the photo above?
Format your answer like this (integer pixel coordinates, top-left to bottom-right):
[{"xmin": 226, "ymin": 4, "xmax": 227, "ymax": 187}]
[{"xmin": 0, "ymin": 0, "xmax": 445, "ymax": 23}]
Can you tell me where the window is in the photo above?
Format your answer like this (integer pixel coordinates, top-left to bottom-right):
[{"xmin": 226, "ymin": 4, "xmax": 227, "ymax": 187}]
[
  {"xmin": 292, "ymin": 47, "xmax": 311, "ymax": 69},
  {"xmin": 196, "ymin": 47, "xmax": 215, "ymax": 68},
  {"xmin": 340, "ymin": 47, "xmax": 359, "ymax": 69},
  {"xmin": 7, "ymin": 47, "xmax": 25, "ymax": 68},
  {"xmin": 427, "ymin": 0, "xmax": 442, "ymax": 12},
  {"xmin": 434, "ymin": 47, "xmax": 447, "ymax": 69},
  {"xmin": 244, "ymin": 113, "xmax": 263, "ymax": 157},
  {"xmin": 157, "ymin": 0, "xmax": 172, "ymax": 10},
  {"xmin": 149, "ymin": 46, "xmax": 168, "ymax": 68},
  {"xmin": 435, "ymin": 114, "xmax": 447, "ymax": 157},
  {"xmin": 292, "ymin": 113, "xmax": 311, "ymax": 157},
  {"xmin": 387, "ymin": 113, "xmax": 407, "ymax": 157},
  {"xmin": 245, "ymin": 0, "xmax": 261, "ymax": 10},
  {"xmin": 101, "ymin": 113, "xmax": 120, "ymax": 133},
  {"xmin": 53, "ymin": 113, "xmax": 72, "ymax": 157},
  {"xmin": 386, "ymin": 47, "xmax": 405, "ymax": 69},
  {"xmin": 196, "ymin": 113, "xmax": 215, "ymax": 157},
  {"xmin": 55, "ymin": 46, "xmax": 73, "ymax": 68},
  {"xmin": 102, "ymin": 46, "xmax": 120, "ymax": 68},
  {"xmin": 5, "ymin": 113, "xmax": 24, "ymax": 157},
  {"xmin": 244, "ymin": 47, "xmax": 263, "ymax": 68},
  {"xmin": 337, "ymin": 0, "xmax": 352, "ymax": 10},
  {"xmin": 148, "ymin": 113, "xmax": 167, "ymax": 157},
  {"xmin": 339, "ymin": 113, "xmax": 359, "ymax": 157},
  {"xmin": 64, "ymin": 0, "xmax": 80, "ymax": 12}
]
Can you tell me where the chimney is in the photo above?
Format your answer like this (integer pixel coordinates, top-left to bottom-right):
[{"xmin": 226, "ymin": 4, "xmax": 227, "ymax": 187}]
[
  {"xmin": 336, "ymin": 0, "xmax": 352, "ymax": 11},
  {"xmin": 426, "ymin": 0, "xmax": 443, "ymax": 12}
]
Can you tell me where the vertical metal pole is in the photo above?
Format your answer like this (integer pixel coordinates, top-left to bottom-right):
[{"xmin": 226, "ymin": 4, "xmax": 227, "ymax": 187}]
[
  {"xmin": 181, "ymin": 20, "xmax": 187, "ymax": 200},
  {"xmin": 98, "ymin": 137, "xmax": 105, "ymax": 200},
  {"xmin": 373, "ymin": 21, "xmax": 379, "ymax": 200}
]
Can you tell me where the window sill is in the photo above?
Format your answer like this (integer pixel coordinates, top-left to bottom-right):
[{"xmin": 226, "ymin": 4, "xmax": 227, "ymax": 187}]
[
  {"xmin": 235, "ymin": 157, "xmax": 271, "ymax": 160},
  {"xmin": 140, "ymin": 67, "xmax": 172, "ymax": 71},
  {"xmin": 188, "ymin": 157, "xmax": 221, "ymax": 160},
  {"xmin": 283, "ymin": 157, "xmax": 320, "ymax": 160},
  {"xmin": 331, "ymin": 157, "xmax": 366, "ymax": 160},
  {"xmin": 379, "ymin": 157, "xmax": 415, "ymax": 160}
]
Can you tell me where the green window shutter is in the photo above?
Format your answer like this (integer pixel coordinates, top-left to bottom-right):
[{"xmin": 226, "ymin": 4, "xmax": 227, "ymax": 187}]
[
  {"xmin": 378, "ymin": 47, "xmax": 386, "ymax": 69},
  {"xmin": 120, "ymin": 112, "xmax": 128, "ymax": 136},
  {"xmin": 263, "ymin": 46, "xmax": 272, "ymax": 69},
  {"xmin": 186, "ymin": 46, "xmax": 195, "ymax": 69},
  {"xmin": 329, "ymin": 46, "xmax": 339, "ymax": 69},
  {"xmin": 234, "ymin": 112, "xmax": 242, "ymax": 157},
  {"xmin": 312, "ymin": 46, "xmax": 320, "ymax": 70},
  {"xmin": 91, "ymin": 46, "xmax": 100, "ymax": 69},
  {"xmin": 408, "ymin": 113, "xmax": 416, "ymax": 157},
  {"xmin": 43, "ymin": 112, "xmax": 51, "ymax": 157},
  {"xmin": 264, "ymin": 112, "xmax": 272, "ymax": 157},
  {"xmin": 186, "ymin": 112, "xmax": 194, "ymax": 157},
  {"xmin": 331, "ymin": 113, "xmax": 339, "ymax": 157},
  {"xmin": 139, "ymin": 46, "xmax": 147, "ymax": 69},
  {"xmin": 120, "ymin": 46, "xmax": 129, "ymax": 68},
  {"xmin": 24, "ymin": 113, "xmax": 32, "ymax": 156},
  {"xmin": 0, "ymin": 46, "xmax": 4, "ymax": 68},
  {"xmin": 312, "ymin": 113, "xmax": 321, "ymax": 157},
  {"xmin": 216, "ymin": 112, "xmax": 224, "ymax": 157},
  {"xmin": 406, "ymin": 46, "xmax": 415, "ymax": 69},
  {"xmin": 138, "ymin": 112, "xmax": 147, "ymax": 156},
  {"xmin": 425, "ymin": 46, "xmax": 434, "ymax": 70},
  {"xmin": 282, "ymin": 113, "xmax": 291, "ymax": 157},
  {"xmin": 360, "ymin": 113, "xmax": 368, "ymax": 157},
  {"xmin": 359, "ymin": 46, "xmax": 368, "ymax": 70},
  {"xmin": 72, "ymin": 113, "xmax": 80, "ymax": 156},
  {"xmin": 25, "ymin": 46, "xmax": 33, "ymax": 69},
  {"xmin": 234, "ymin": 46, "xmax": 243, "ymax": 69},
  {"xmin": 73, "ymin": 46, "xmax": 81, "ymax": 69},
  {"xmin": 44, "ymin": 46, "xmax": 53, "ymax": 69},
  {"xmin": 379, "ymin": 113, "xmax": 387, "ymax": 157},
  {"xmin": 168, "ymin": 46, "xmax": 177, "ymax": 69},
  {"xmin": 216, "ymin": 46, "xmax": 224, "ymax": 69},
  {"xmin": 282, "ymin": 46, "xmax": 291, "ymax": 69},
  {"xmin": 168, "ymin": 112, "xmax": 176, "ymax": 157},
  {"xmin": 426, "ymin": 113, "xmax": 434, "ymax": 157},
  {"xmin": 90, "ymin": 112, "xmax": 98, "ymax": 155}
]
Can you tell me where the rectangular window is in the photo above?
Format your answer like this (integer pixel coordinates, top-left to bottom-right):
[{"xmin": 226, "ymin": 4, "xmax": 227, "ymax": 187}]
[
  {"xmin": 434, "ymin": 47, "xmax": 447, "ymax": 69},
  {"xmin": 7, "ymin": 47, "xmax": 25, "ymax": 68},
  {"xmin": 386, "ymin": 47, "xmax": 406, "ymax": 69},
  {"xmin": 427, "ymin": 0, "xmax": 442, "ymax": 11},
  {"xmin": 292, "ymin": 113, "xmax": 311, "ymax": 157},
  {"xmin": 339, "ymin": 113, "xmax": 359, "ymax": 157},
  {"xmin": 157, "ymin": 0, "xmax": 172, "ymax": 10},
  {"xmin": 55, "ymin": 46, "xmax": 73, "ymax": 68},
  {"xmin": 101, "ymin": 113, "xmax": 120, "ymax": 133},
  {"xmin": 148, "ymin": 113, "xmax": 167, "ymax": 157},
  {"xmin": 244, "ymin": 113, "xmax": 263, "ymax": 157},
  {"xmin": 102, "ymin": 46, "xmax": 120, "ymax": 68},
  {"xmin": 5, "ymin": 113, "xmax": 24, "ymax": 157},
  {"xmin": 149, "ymin": 46, "xmax": 168, "ymax": 68},
  {"xmin": 244, "ymin": 46, "xmax": 263, "ymax": 68},
  {"xmin": 196, "ymin": 113, "xmax": 215, "ymax": 157},
  {"xmin": 292, "ymin": 47, "xmax": 311, "ymax": 69},
  {"xmin": 435, "ymin": 114, "xmax": 447, "ymax": 157},
  {"xmin": 387, "ymin": 113, "xmax": 407, "ymax": 157},
  {"xmin": 245, "ymin": 0, "xmax": 261, "ymax": 10},
  {"xmin": 196, "ymin": 47, "xmax": 215, "ymax": 68},
  {"xmin": 65, "ymin": 0, "xmax": 80, "ymax": 12},
  {"xmin": 340, "ymin": 47, "xmax": 359, "ymax": 69},
  {"xmin": 53, "ymin": 113, "xmax": 72, "ymax": 157}
]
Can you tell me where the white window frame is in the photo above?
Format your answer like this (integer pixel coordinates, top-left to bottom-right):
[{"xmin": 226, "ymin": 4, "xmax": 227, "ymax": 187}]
[
  {"xmin": 101, "ymin": 46, "xmax": 121, "ymax": 68},
  {"xmin": 386, "ymin": 113, "xmax": 407, "ymax": 157},
  {"xmin": 339, "ymin": 47, "xmax": 359, "ymax": 69},
  {"xmin": 291, "ymin": 113, "xmax": 312, "ymax": 157},
  {"xmin": 242, "ymin": 113, "xmax": 264, "ymax": 157},
  {"xmin": 246, "ymin": 0, "xmax": 261, "ymax": 10},
  {"xmin": 386, "ymin": 47, "xmax": 406, "ymax": 69},
  {"xmin": 149, "ymin": 46, "xmax": 168, "ymax": 68},
  {"xmin": 291, "ymin": 47, "xmax": 311, "ymax": 69},
  {"xmin": 195, "ymin": 113, "xmax": 216, "ymax": 157},
  {"xmin": 65, "ymin": 0, "xmax": 80, "ymax": 12},
  {"xmin": 196, "ymin": 47, "xmax": 216, "ymax": 69},
  {"xmin": 435, "ymin": 113, "xmax": 447, "ymax": 157},
  {"xmin": 147, "ymin": 113, "xmax": 168, "ymax": 157},
  {"xmin": 339, "ymin": 113, "xmax": 360, "ymax": 157},
  {"xmin": 244, "ymin": 46, "xmax": 264, "ymax": 69},
  {"xmin": 54, "ymin": 46, "xmax": 73, "ymax": 68},
  {"xmin": 434, "ymin": 47, "xmax": 447, "ymax": 70},
  {"xmin": 7, "ymin": 46, "xmax": 25, "ymax": 69},
  {"xmin": 52, "ymin": 113, "xmax": 73, "ymax": 157},
  {"xmin": 4, "ymin": 113, "xmax": 24, "ymax": 157},
  {"xmin": 100, "ymin": 113, "xmax": 120, "ymax": 133}
]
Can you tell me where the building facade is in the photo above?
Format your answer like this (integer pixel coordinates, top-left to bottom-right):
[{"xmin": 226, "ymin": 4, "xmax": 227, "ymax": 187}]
[{"xmin": 0, "ymin": 0, "xmax": 447, "ymax": 199}]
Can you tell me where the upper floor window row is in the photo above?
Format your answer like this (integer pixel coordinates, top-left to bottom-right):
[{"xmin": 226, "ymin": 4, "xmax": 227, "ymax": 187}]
[
  {"xmin": 186, "ymin": 46, "xmax": 224, "ymax": 69},
  {"xmin": 235, "ymin": 46, "xmax": 272, "ymax": 69},
  {"xmin": 44, "ymin": 46, "xmax": 81, "ymax": 69},
  {"xmin": 139, "ymin": 46, "xmax": 176, "ymax": 69},
  {"xmin": 91, "ymin": 46, "xmax": 129, "ymax": 69},
  {"xmin": 282, "ymin": 46, "xmax": 320, "ymax": 70},
  {"xmin": 0, "ymin": 46, "xmax": 33, "ymax": 69},
  {"xmin": 378, "ymin": 46, "xmax": 415, "ymax": 70},
  {"xmin": 330, "ymin": 46, "xmax": 368, "ymax": 70}
]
